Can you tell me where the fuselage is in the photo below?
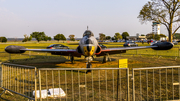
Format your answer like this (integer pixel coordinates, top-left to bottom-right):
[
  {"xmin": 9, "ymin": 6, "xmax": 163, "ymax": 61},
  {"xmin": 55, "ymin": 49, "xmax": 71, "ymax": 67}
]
[{"xmin": 78, "ymin": 30, "xmax": 100, "ymax": 57}]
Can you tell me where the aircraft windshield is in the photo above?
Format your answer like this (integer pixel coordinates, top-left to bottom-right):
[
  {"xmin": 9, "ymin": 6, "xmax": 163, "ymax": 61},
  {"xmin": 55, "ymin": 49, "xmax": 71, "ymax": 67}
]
[
  {"xmin": 83, "ymin": 30, "xmax": 94, "ymax": 37},
  {"xmin": 85, "ymin": 39, "xmax": 93, "ymax": 44}
]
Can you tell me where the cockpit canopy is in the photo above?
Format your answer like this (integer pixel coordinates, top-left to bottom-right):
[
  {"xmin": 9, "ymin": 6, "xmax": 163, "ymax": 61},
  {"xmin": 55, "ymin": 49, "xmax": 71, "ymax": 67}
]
[{"xmin": 83, "ymin": 30, "xmax": 94, "ymax": 37}]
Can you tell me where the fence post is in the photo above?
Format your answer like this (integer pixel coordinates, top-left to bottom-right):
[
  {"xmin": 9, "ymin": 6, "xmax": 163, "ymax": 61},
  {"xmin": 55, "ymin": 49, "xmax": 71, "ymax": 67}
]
[
  {"xmin": 0, "ymin": 62, "xmax": 2, "ymax": 87},
  {"xmin": 35, "ymin": 67, "xmax": 37, "ymax": 101},
  {"xmin": 127, "ymin": 68, "xmax": 129, "ymax": 101},
  {"xmin": 178, "ymin": 47, "xmax": 179, "ymax": 57},
  {"xmin": 117, "ymin": 69, "xmax": 119, "ymax": 101},
  {"xmin": 39, "ymin": 69, "xmax": 42, "ymax": 101},
  {"xmin": 132, "ymin": 69, "xmax": 135, "ymax": 101}
]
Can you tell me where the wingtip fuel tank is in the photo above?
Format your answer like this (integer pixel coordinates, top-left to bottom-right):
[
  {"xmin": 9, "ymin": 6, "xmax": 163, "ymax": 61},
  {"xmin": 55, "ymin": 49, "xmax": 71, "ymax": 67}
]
[
  {"xmin": 152, "ymin": 42, "xmax": 174, "ymax": 50},
  {"xmin": 5, "ymin": 45, "xmax": 26, "ymax": 54}
]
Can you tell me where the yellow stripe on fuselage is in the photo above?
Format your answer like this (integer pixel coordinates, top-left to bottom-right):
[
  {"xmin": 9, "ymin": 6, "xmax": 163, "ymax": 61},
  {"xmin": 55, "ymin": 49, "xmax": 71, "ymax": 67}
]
[{"xmin": 83, "ymin": 46, "xmax": 95, "ymax": 56}]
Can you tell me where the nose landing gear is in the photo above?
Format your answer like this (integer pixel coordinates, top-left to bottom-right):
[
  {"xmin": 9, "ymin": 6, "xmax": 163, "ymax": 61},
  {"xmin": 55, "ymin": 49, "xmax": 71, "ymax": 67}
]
[
  {"xmin": 86, "ymin": 62, "xmax": 92, "ymax": 73},
  {"xmin": 86, "ymin": 56, "xmax": 93, "ymax": 73}
]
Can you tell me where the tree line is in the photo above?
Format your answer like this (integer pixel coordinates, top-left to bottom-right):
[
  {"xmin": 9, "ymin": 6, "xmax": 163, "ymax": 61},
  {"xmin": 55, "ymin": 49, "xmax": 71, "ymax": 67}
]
[
  {"xmin": 21, "ymin": 32, "xmax": 75, "ymax": 42},
  {"xmin": 0, "ymin": 31, "xmax": 172, "ymax": 43},
  {"xmin": 99, "ymin": 32, "xmax": 130, "ymax": 41},
  {"xmin": 99, "ymin": 31, "xmax": 168, "ymax": 41}
]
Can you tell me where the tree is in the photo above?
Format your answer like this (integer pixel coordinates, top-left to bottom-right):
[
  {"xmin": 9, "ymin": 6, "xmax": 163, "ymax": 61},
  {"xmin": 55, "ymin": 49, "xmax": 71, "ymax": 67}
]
[
  {"xmin": 106, "ymin": 36, "xmax": 111, "ymax": 40},
  {"xmin": 154, "ymin": 34, "xmax": 160, "ymax": 40},
  {"xmin": 30, "ymin": 32, "xmax": 46, "ymax": 42},
  {"xmin": 99, "ymin": 33, "xmax": 106, "ymax": 41},
  {"xmin": 0, "ymin": 37, "xmax": 7, "ymax": 42},
  {"xmin": 160, "ymin": 34, "xmax": 166, "ymax": 37},
  {"xmin": 146, "ymin": 32, "xmax": 155, "ymax": 39},
  {"xmin": 122, "ymin": 32, "xmax": 129, "ymax": 40},
  {"xmin": 47, "ymin": 37, "xmax": 52, "ymax": 41},
  {"xmin": 22, "ymin": 34, "xmax": 32, "ymax": 42},
  {"xmin": 138, "ymin": 0, "xmax": 180, "ymax": 42},
  {"xmin": 54, "ymin": 34, "xmax": 66, "ymax": 41},
  {"xmin": 174, "ymin": 33, "xmax": 180, "ymax": 39},
  {"xmin": 28, "ymin": 36, "xmax": 32, "ymax": 41},
  {"xmin": 114, "ymin": 33, "xmax": 122, "ymax": 40},
  {"xmin": 111, "ymin": 37, "xmax": 115, "ymax": 40},
  {"xmin": 69, "ymin": 34, "xmax": 75, "ymax": 41},
  {"xmin": 44, "ymin": 36, "xmax": 49, "ymax": 41}
]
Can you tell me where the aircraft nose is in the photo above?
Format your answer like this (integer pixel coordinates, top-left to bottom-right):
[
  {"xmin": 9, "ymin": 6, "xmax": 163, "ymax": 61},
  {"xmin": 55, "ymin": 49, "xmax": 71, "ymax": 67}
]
[
  {"xmin": 87, "ymin": 46, "xmax": 92, "ymax": 52},
  {"xmin": 83, "ymin": 45, "xmax": 95, "ymax": 56}
]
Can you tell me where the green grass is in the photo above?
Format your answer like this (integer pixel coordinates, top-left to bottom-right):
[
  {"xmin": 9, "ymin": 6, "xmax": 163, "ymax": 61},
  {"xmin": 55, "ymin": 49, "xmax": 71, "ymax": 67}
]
[{"xmin": 0, "ymin": 41, "xmax": 180, "ymax": 100}]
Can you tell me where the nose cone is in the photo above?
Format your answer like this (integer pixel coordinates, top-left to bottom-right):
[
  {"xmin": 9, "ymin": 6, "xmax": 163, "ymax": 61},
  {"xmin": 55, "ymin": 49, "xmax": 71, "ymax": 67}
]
[{"xmin": 83, "ymin": 45, "xmax": 95, "ymax": 56}]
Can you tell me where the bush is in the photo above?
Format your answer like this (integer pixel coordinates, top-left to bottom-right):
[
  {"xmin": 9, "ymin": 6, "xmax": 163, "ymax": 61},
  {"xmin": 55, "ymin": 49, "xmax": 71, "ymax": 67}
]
[{"xmin": 0, "ymin": 37, "xmax": 7, "ymax": 42}]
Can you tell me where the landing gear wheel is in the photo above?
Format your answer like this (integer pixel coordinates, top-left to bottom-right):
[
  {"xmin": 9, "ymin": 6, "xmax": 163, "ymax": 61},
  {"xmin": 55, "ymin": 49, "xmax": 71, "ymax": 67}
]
[
  {"xmin": 86, "ymin": 62, "xmax": 92, "ymax": 73},
  {"xmin": 108, "ymin": 57, "xmax": 111, "ymax": 61},
  {"xmin": 70, "ymin": 56, "xmax": 74, "ymax": 64},
  {"xmin": 86, "ymin": 63, "xmax": 92, "ymax": 68},
  {"xmin": 103, "ymin": 56, "xmax": 107, "ymax": 63}
]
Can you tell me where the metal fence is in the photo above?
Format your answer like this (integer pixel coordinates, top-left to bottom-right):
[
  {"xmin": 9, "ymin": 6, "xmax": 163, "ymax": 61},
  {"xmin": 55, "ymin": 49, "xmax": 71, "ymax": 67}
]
[
  {"xmin": 0, "ymin": 63, "xmax": 37, "ymax": 101},
  {"xmin": 38, "ymin": 68, "xmax": 129, "ymax": 101},
  {"xmin": 132, "ymin": 66, "xmax": 180, "ymax": 101},
  {"xmin": 1, "ymin": 63, "xmax": 180, "ymax": 101}
]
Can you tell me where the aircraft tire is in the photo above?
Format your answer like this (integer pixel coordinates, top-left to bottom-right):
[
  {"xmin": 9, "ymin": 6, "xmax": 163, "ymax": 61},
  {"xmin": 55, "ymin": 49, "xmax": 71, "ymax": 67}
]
[
  {"xmin": 71, "ymin": 56, "xmax": 74, "ymax": 63},
  {"xmin": 86, "ymin": 63, "xmax": 92, "ymax": 68}
]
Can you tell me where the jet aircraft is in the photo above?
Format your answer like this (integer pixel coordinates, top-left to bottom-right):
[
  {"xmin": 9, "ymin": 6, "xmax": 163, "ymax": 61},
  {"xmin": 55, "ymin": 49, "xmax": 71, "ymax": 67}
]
[{"xmin": 5, "ymin": 30, "xmax": 174, "ymax": 68}]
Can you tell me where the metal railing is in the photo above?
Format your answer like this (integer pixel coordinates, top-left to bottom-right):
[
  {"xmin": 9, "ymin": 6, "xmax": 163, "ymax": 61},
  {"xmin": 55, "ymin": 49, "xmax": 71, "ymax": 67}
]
[
  {"xmin": 132, "ymin": 66, "xmax": 180, "ymax": 101},
  {"xmin": 38, "ymin": 68, "xmax": 129, "ymax": 101},
  {"xmin": 1, "ymin": 63, "xmax": 180, "ymax": 101},
  {"xmin": 0, "ymin": 63, "xmax": 37, "ymax": 100}
]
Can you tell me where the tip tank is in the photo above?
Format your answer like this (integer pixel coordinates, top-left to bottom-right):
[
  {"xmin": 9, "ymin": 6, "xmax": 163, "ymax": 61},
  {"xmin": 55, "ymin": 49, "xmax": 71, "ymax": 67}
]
[
  {"xmin": 5, "ymin": 45, "xmax": 26, "ymax": 53},
  {"xmin": 151, "ymin": 42, "xmax": 174, "ymax": 50}
]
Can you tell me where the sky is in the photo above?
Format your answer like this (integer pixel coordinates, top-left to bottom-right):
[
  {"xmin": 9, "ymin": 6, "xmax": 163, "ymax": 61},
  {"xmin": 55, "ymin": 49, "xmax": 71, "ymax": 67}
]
[{"xmin": 0, "ymin": 0, "xmax": 179, "ymax": 38}]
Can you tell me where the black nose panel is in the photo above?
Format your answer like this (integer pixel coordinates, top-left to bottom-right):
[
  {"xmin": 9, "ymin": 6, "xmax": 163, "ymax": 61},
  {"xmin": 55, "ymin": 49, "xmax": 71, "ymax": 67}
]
[{"xmin": 87, "ymin": 46, "xmax": 92, "ymax": 52}]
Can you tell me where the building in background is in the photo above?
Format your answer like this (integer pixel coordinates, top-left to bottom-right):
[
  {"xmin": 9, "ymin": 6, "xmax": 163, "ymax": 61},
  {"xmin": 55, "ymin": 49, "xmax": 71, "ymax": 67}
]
[
  {"xmin": 127, "ymin": 34, "xmax": 146, "ymax": 41},
  {"xmin": 152, "ymin": 22, "xmax": 161, "ymax": 35}
]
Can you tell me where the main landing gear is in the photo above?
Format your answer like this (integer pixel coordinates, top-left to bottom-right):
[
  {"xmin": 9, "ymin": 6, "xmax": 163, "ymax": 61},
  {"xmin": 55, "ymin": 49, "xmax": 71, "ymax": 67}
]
[
  {"xmin": 70, "ymin": 56, "xmax": 74, "ymax": 63},
  {"xmin": 103, "ymin": 53, "xmax": 111, "ymax": 63}
]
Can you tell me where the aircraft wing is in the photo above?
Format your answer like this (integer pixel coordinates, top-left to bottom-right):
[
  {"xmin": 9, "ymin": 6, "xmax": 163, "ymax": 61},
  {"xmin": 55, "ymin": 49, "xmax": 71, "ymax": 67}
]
[
  {"xmin": 20, "ymin": 49, "xmax": 76, "ymax": 52},
  {"xmin": 102, "ymin": 46, "xmax": 157, "ymax": 51},
  {"xmin": 96, "ymin": 46, "xmax": 157, "ymax": 56},
  {"xmin": 21, "ymin": 49, "xmax": 82, "ymax": 57},
  {"xmin": 97, "ymin": 41, "xmax": 174, "ymax": 56},
  {"xmin": 5, "ymin": 45, "xmax": 82, "ymax": 57}
]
